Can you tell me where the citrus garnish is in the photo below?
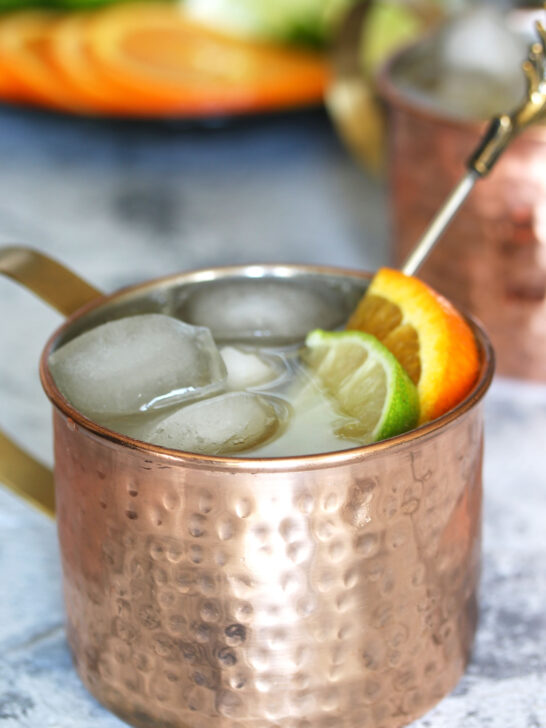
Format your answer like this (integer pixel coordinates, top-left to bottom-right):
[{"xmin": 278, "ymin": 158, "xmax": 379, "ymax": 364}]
[
  {"xmin": 346, "ymin": 268, "xmax": 480, "ymax": 423},
  {"xmin": 304, "ymin": 329, "xmax": 419, "ymax": 444}
]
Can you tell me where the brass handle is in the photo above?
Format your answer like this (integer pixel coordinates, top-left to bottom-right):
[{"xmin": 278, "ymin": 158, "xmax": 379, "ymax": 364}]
[{"xmin": 0, "ymin": 246, "xmax": 102, "ymax": 516}]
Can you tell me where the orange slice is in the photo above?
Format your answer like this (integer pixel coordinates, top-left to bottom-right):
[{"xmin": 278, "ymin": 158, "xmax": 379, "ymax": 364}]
[
  {"xmin": 46, "ymin": 12, "xmax": 131, "ymax": 115},
  {"xmin": 0, "ymin": 10, "xmax": 99, "ymax": 113},
  {"xmin": 0, "ymin": 51, "xmax": 23, "ymax": 102},
  {"xmin": 83, "ymin": 2, "xmax": 330, "ymax": 116},
  {"xmin": 0, "ymin": 71, "xmax": 19, "ymax": 101},
  {"xmin": 346, "ymin": 268, "xmax": 480, "ymax": 423}
]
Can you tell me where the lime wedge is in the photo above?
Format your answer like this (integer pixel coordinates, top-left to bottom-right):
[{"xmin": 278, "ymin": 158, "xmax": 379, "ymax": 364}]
[{"xmin": 303, "ymin": 329, "xmax": 420, "ymax": 444}]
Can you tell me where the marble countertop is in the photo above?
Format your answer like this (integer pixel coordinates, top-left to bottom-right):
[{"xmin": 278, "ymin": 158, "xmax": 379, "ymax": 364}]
[{"xmin": 0, "ymin": 106, "xmax": 545, "ymax": 728}]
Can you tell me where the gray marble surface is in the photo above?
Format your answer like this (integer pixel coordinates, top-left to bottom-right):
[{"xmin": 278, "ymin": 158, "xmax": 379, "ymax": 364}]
[{"xmin": 0, "ymin": 105, "xmax": 545, "ymax": 728}]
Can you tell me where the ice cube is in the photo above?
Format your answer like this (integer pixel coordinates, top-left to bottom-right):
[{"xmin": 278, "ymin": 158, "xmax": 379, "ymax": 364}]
[
  {"xmin": 177, "ymin": 279, "xmax": 346, "ymax": 344},
  {"xmin": 93, "ymin": 410, "xmax": 165, "ymax": 441},
  {"xmin": 145, "ymin": 392, "xmax": 287, "ymax": 455},
  {"xmin": 49, "ymin": 314, "xmax": 226, "ymax": 417},
  {"xmin": 220, "ymin": 346, "xmax": 281, "ymax": 390}
]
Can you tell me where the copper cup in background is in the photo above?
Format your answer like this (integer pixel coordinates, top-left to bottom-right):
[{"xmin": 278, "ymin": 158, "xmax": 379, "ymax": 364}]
[
  {"xmin": 18, "ymin": 262, "xmax": 493, "ymax": 728},
  {"xmin": 378, "ymin": 52, "xmax": 546, "ymax": 381}
]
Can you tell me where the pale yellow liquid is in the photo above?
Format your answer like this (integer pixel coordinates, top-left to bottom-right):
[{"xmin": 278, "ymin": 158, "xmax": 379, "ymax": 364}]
[
  {"xmin": 98, "ymin": 343, "xmax": 358, "ymax": 458},
  {"xmin": 240, "ymin": 346, "xmax": 357, "ymax": 458}
]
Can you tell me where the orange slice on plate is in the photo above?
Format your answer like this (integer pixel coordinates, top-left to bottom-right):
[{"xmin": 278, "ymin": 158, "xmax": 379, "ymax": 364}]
[
  {"xmin": 346, "ymin": 268, "xmax": 480, "ymax": 423},
  {"xmin": 0, "ymin": 68, "xmax": 20, "ymax": 101},
  {"xmin": 83, "ymin": 2, "xmax": 330, "ymax": 116},
  {"xmin": 0, "ymin": 11, "xmax": 97, "ymax": 113},
  {"xmin": 0, "ymin": 49, "xmax": 24, "ymax": 102},
  {"xmin": 46, "ymin": 12, "xmax": 132, "ymax": 115}
]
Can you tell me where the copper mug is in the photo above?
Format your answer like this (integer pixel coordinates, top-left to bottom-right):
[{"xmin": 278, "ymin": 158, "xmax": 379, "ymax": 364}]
[
  {"xmin": 378, "ymin": 49, "xmax": 546, "ymax": 382},
  {"xmin": 0, "ymin": 246, "xmax": 494, "ymax": 728}
]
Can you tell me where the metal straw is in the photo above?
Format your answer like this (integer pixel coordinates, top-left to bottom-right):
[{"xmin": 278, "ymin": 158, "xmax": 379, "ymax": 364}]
[{"xmin": 402, "ymin": 19, "xmax": 546, "ymax": 276}]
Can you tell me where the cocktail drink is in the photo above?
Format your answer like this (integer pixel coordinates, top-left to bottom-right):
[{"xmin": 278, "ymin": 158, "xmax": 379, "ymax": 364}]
[
  {"xmin": 47, "ymin": 302, "xmax": 402, "ymax": 459},
  {"xmin": 48, "ymin": 268, "xmax": 479, "ymax": 459},
  {"xmin": 26, "ymin": 262, "xmax": 492, "ymax": 728}
]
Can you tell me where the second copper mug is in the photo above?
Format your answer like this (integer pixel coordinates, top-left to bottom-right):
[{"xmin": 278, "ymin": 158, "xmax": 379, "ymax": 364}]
[
  {"xmin": 378, "ymin": 46, "xmax": 546, "ymax": 382},
  {"xmin": 0, "ymin": 247, "xmax": 494, "ymax": 728}
]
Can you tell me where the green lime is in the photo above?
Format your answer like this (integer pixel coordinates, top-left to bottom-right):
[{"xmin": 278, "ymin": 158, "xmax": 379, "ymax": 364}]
[{"xmin": 303, "ymin": 329, "xmax": 420, "ymax": 444}]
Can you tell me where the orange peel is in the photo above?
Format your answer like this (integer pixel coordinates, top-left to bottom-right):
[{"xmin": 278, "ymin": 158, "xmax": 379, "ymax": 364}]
[{"xmin": 347, "ymin": 268, "xmax": 480, "ymax": 423}]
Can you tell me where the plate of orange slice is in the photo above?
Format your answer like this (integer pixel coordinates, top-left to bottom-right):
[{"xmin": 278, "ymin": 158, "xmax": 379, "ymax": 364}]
[{"xmin": 0, "ymin": 2, "xmax": 330, "ymax": 118}]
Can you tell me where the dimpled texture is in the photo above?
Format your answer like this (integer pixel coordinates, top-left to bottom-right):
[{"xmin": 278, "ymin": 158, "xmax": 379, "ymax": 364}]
[{"xmin": 54, "ymin": 404, "xmax": 484, "ymax": 728}]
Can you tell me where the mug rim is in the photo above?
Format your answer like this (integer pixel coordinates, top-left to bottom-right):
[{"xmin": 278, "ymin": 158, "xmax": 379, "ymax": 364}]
[
  {"xmin": 39, "ymin": 263, "xmax": 495, "ymax": 472},
  {"xmin": 377, "ymin": 44, "xmax": 546, "ymax": 139}
]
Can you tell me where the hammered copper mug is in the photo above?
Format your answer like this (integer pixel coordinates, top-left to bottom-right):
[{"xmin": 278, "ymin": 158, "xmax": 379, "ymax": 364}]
[
  {"xmin": 0, "ymin": 246, "xmax": 494, "ymax": 728},
  {"xmin": 378, "ymin": 47, "xmax": 546, "ymax": 381}
]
